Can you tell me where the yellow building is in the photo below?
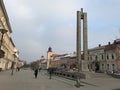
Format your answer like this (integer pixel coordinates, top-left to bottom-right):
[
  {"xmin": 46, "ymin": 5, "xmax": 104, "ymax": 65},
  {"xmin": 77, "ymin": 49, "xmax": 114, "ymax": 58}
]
[
  {"xmin": 47, "ymin": 47, "xmax": 53, "ymax": 69},
  {"xmin": 0, "ymin": 0, "xmax": 19, "ymax": 70}
]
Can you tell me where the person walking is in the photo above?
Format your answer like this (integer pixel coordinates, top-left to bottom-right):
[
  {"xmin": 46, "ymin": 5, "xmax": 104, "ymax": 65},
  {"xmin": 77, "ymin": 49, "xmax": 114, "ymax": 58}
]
[
  {"xmin": 16, "ymin": 67, "xmax": 20, "ymax": 72},
  {"xmin": 34, "ymin": 69, "xmax": 38, "ymax": 78},
  {"xmin": 48, "ymin": 68, "xmax": 53, "ymax": 79},
  {"xmin": 11, "ymin": 62, "xmax": 14, "ymax": 75}
]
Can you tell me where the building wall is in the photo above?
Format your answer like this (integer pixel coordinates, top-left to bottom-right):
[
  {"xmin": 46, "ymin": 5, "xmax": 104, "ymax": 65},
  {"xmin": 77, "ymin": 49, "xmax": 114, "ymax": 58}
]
[
  {"xmin": 50, "ymin": 56, "xmax": 77, "ymax": 71},
  {"xmin": 0, "ymin": 0, "xmax": 19, "ymax": 70},
  {"xmin": 88, "ymin": 46, "xmax": 105, "ymax": 72},
  {"xmin": 47, "ymin": 41, "xmax": 120, "ymax": 73},
  {"xmin": 88, "ymin": 42, "xmax": 120, "ymax": 73},
  {"xmin": 116, "ymin": 44, "xmax": 120, "ymax": 70},
  {"xmin": 105, "ymin": 49, "xmax": 117, "ymax": 72}
]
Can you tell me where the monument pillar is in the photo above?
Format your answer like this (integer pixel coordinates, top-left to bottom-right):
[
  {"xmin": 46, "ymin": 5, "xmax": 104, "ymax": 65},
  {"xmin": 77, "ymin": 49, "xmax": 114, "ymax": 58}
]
[
  {"xmin": 77, "ymin": 8, "xmax": 89, "ymax": 72},
  {"xmin": 83, "ymin": 12, "xmax": 88, "ymax": 71},
  {"xmin": 77, "ymin": 11, "xmax": 81, "ymax": 71}
]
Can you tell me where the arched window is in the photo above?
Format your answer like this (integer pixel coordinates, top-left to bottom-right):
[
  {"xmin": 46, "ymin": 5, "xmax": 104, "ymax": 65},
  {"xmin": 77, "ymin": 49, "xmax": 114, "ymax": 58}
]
[{"xmin": 112, "ymin": 54, "xmax": 114, "ymax": 59}]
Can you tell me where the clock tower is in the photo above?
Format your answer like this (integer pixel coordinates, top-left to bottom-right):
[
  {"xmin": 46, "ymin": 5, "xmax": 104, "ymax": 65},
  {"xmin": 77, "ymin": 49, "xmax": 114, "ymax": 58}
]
[{"xmin": 47, "ymin": 47, "xmax": 52, "ymax": 69}]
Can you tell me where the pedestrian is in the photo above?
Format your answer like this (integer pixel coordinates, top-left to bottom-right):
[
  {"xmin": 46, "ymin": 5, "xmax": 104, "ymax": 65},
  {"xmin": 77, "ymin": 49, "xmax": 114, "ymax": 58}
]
[
  {"xmin": 34, "ymin": 69, "xmax": 38, "ymax": 78},
  {"xmin": 16, "ymin": 67, "xmax": 20, "ymax": 72},
  {"xmin": 48, "ymin": 68, "xmax": 53, "ymax": 79},
  {"xmin": 17, "ymin": 67, "xmax": 20, "ymax": 71},
  {"xmin": 11, "ymin": 62, "xmax": 14, "ymax": 75}
]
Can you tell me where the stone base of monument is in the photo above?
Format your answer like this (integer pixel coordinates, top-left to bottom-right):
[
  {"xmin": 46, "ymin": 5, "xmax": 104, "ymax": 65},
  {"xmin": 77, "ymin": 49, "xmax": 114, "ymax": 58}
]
[
  {"xmin": 81, "ymin": 71, "xmax": 91, "ymax": 79},
  {"xmin": 81, "ymin": 61, "xmax": 91, "ymax": 79}
]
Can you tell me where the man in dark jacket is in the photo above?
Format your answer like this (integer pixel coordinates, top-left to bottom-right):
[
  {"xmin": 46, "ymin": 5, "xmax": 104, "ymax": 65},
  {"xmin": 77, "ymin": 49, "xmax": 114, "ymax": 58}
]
[
  {"xmin": 34, "ymin": 69, "xmax": 38, "ymax": 78},
  {"xmin": 48, "ymin": 68, "xmax": 53, "ymax": 79}
]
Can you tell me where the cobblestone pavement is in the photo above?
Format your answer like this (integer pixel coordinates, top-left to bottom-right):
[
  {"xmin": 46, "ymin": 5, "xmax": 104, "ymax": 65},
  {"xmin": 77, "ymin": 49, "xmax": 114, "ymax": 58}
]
[{"xmin": 0, "ymin": 69, "xmax": 120, "ymax": 90}]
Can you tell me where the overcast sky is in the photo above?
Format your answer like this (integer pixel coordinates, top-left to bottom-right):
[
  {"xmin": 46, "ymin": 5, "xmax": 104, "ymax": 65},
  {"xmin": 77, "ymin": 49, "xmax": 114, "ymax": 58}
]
[{"xmin": 3, "ymin": 0, "xmax": 120, "ymax": 63}]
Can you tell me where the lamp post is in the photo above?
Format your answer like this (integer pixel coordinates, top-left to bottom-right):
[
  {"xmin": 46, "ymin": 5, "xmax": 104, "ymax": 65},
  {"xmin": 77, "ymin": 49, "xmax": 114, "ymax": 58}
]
[{"xmin": 0, "ymin": 28, "xmax": 7, "ymax": 58}]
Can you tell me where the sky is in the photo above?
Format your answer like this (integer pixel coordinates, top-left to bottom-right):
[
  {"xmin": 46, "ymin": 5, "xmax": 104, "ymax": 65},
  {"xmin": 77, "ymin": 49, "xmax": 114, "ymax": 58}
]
[{"xmin": 3, "ymin": 0, "xmax": 120, "ymax": 63}]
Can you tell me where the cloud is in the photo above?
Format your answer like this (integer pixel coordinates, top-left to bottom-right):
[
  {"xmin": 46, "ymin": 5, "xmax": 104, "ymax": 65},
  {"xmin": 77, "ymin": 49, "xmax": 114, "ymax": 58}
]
[{"xmin": 3, "ymin": 0, "xmax": 120, "ymax": 62}]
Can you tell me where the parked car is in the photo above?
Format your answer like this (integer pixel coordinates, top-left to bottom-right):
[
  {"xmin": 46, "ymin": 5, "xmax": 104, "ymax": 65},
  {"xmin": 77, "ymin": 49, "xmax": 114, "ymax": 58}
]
[
  {"xmin": 112, "ymin": 71, "xmax": 120, "ymax": 78},
  {"xmin": 113, "ymin": 71, "xmax": 120, "ymax": 75}
]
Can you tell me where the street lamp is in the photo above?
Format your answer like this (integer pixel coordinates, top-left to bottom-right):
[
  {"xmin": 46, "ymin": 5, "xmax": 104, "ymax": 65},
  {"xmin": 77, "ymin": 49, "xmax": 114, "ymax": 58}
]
[{"xmin": 0, "ymin": 28, "xmax": 7, "ymax": 58}]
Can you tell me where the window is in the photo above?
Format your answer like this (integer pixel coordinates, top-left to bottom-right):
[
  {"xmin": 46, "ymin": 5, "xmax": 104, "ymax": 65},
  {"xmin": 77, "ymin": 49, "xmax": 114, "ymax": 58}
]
[
  {"xmin": 112, "ymin": 64, "xmax": 115, "ymax": 71},
  {"xmin": 112, "ymin": 54, "xmax": 114, "ymax": 59},
  {"xmin": 102, "ymin": 55, "xmax": 104, "ymax": 60},
  {"xmin": 88, "ymin": 64, "xmax": 89, "ymax": 69},
  {"xmin": 102, "ymin": 64, "xmax": 104, "ymax": 70},
  {"xmin": 107, "ymin": 55, "xmax": 109, "ymax": 60},
  {"xmin": 107, "ymin": 64, "xmax": 109, "ymax": 70}
]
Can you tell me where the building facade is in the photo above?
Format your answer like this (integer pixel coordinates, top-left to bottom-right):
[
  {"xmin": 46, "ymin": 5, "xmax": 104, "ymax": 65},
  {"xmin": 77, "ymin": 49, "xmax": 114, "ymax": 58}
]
[
  {"xmin": 0, "ymin": 0, "xmax": 19, "ymax": 70},
  {"xmin": 88, "ymin": 39, "xmax": 120, "ymax": 73},
  {"xmin": 45, "ymin": 39, "xmax": 120, "ymax": 73}
]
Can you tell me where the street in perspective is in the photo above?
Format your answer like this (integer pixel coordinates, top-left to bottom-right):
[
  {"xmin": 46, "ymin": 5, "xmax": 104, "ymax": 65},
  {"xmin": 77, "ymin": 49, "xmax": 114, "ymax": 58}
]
[
  {"xmin": 0, "ymin": 0, "xmax": 120, "ymax": 90},
  {"xmin": 0, "ymin": 69, "xmax": 120, "ymax": 90}
]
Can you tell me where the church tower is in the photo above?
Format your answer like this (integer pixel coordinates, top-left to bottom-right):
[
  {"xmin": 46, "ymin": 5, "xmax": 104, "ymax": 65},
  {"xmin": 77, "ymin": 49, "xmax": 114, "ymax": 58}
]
[{"xmin": 47, "ymin": 47, "xmax": 52, "ymax": 69}]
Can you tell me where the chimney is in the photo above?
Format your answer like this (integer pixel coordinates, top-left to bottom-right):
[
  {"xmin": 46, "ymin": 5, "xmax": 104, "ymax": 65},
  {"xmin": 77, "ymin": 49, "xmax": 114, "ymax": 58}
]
[{"xmin": 108, "ymin": 42, "xmax": 111, "ymax": 45}]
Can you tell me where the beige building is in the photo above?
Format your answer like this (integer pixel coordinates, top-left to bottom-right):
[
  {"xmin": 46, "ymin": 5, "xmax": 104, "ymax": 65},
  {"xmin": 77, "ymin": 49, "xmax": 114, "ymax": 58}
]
[
  {"xmin": 0, "ymin": 0, "xmax": 19, "ymax": 70},
  {"xmin": 88, "ymin": 39, "xmax": 120, "ymax": 73}
]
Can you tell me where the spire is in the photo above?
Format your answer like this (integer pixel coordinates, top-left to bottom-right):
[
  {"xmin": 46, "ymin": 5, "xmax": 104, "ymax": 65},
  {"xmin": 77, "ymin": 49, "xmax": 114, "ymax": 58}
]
[{"xmin": 48, "ymin": 47, "xmax": 52, "ymax": 52}]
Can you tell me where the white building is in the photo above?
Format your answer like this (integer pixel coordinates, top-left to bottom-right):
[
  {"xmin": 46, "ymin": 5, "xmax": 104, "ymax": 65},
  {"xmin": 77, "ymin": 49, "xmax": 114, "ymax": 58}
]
[{"xmin": 88, "ymin": 39, "xmax": 120, "ymax": 73}]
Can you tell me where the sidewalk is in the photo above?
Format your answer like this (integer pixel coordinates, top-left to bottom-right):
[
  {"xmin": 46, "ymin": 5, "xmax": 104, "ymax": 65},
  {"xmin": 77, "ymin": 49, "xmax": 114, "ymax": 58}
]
[
  {"xmin": 0, "ymin": 69, "xmax": 76, "ymax": 90},
  {"xmin": 0, "ymin": 69, "xmax": 120, "ymax": 90}
]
